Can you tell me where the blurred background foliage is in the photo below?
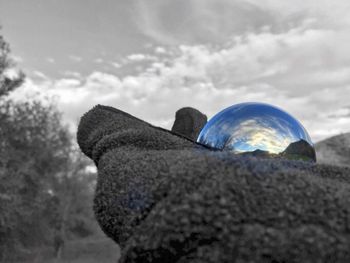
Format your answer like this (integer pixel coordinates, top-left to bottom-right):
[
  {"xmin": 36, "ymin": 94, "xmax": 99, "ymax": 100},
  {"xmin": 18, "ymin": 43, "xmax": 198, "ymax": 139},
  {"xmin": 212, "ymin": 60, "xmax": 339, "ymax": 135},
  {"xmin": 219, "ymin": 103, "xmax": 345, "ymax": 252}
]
[{"xmin": 0, "ymin": 28, "xmax": 118, "ymax": 262}]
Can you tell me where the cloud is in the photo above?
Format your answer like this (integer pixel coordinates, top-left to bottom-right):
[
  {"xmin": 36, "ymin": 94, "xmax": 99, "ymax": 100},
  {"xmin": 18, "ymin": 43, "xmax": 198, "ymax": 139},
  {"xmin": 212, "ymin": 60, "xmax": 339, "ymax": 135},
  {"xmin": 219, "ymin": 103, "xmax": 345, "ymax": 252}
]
[
  {"xmin": 14, "ymin": 52, "xmax": 350, "ymax": 144},
  {"xmin": 11, "ymin": 55, "xmax": 24, "ymax": 63},
  {"xmin": 247, "ymin": 0, "xmax": 350, "ymax": 26},
  {"xmin": 61, "ymin": 71, "xmax": 82, "ymax": 78},
  {"xmin": 3, "ymin": 68, "xmax": 21, "ymax": 80},
  {"xmin": 69, "ymin": 55, "xmax": 83, "ymax": 62},
  {"xmin": 127, "ymin": 53, "xmax": 156, "ymax": 62},
  {"xmin": 94, "ymin": 58, "xmax": 104, "ymax": 63},
  {"xmin": 32, "ymin": 71, "xmax": 48, "ymax": 79},
  {"xmin": 135, "ymin": 0, "xmax": 271, "ymax": 44},
  {"xmin": 127, "ymin": 54, "xmax": 147, "ymax": 61},
  {"xmin": 110, "ymin": 62, "xmax": 122, "ymax": 68},
  {"xmin": 134, "ymin": 0, "xmax": 350, "ymax": 45},
  {"xmin": 46, "ymin": 57, "xmax": 55, "ymax": 63},
  {"xmin": 155, "ymin": 47, "xmax": 166, "ymax": 54},
  {"xmin": 11, "ymin": 0, "xmax": 350, "ymax": 142},
  {"xmin": 327, "ymin": 107, "xmax": 350, "ymax": 119}
]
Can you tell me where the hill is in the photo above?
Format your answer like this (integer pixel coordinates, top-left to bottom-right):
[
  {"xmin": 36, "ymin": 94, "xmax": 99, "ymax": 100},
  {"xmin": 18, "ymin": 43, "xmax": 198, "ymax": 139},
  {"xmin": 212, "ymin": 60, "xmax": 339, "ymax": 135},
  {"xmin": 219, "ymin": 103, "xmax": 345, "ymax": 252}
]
[{"xmin": 315, "ymin": 132, "xmax": 350, "ymax": 167}]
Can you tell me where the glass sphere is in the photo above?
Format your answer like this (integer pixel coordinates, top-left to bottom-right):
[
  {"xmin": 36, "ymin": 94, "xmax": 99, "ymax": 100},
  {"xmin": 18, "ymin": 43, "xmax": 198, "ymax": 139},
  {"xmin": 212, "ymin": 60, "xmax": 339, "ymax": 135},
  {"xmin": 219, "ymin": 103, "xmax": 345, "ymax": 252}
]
[{"xmin": 197, "ymin": 102, "xmax": 316, "ymax": 162}]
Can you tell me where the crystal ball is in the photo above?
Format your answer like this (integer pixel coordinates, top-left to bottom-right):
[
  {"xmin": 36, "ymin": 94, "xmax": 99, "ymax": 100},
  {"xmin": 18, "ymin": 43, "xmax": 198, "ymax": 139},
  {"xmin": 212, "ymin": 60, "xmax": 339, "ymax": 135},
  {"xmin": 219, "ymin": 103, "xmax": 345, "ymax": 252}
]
[{"xmin": 197, "ymin": 102, "xmax": 316, "ymax": 162}]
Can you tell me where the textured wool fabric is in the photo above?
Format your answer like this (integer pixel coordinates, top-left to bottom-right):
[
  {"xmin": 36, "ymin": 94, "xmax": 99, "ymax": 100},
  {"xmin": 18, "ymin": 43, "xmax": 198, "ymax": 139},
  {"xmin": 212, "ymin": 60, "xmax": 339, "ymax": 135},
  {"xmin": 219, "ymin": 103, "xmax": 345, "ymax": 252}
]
[{"xmin": 77, "ymin": 104, "xmax": 350, "ymax": 263}]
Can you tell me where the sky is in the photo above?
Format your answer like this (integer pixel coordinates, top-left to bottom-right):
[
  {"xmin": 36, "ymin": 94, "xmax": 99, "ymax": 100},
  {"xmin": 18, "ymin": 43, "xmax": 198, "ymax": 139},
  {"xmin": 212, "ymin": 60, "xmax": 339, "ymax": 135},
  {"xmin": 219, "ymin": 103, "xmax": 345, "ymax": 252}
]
[{"xmin": 1, "ymin": 0, "xmax": 350, "ymax": 142}]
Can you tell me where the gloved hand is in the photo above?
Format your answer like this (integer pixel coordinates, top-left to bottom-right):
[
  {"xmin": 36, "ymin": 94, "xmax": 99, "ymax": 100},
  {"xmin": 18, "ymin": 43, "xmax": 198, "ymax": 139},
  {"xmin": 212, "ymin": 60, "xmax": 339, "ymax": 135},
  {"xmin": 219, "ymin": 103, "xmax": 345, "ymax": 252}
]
[{"xmin": 77, "ymin": 104, "xmax": 350, "ymax": 263}]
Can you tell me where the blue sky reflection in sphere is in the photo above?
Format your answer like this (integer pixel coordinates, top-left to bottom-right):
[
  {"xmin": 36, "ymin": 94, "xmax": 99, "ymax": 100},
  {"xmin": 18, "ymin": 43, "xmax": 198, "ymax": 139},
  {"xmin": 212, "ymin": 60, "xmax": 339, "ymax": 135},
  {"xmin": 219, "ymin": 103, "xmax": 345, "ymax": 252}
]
[{"xmin": 197, "ymin": 103, "xmax": 316, "ymax": 161}]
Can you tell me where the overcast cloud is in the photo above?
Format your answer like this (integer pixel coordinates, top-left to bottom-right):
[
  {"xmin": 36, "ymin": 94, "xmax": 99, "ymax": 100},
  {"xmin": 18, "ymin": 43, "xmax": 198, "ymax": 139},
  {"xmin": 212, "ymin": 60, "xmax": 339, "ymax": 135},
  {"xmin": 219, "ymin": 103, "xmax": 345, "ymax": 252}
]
[{"xmin": 3, "ymin": 0, "xmax": 350, "ymax": 142}]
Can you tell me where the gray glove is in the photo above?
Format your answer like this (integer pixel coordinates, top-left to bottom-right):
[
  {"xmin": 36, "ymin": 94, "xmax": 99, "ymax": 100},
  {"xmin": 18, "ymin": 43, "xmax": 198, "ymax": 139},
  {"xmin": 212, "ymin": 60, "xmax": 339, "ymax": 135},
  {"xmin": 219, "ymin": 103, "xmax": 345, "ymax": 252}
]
[{"xmin": 77, "ymin": 104, "xmax": 350, "ymax": 263}]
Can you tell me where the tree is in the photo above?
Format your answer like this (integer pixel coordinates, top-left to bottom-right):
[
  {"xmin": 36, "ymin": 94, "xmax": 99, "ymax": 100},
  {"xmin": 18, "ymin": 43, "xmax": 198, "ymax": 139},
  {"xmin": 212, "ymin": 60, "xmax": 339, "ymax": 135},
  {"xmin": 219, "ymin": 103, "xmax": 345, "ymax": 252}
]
[
  {"xmin": 0, "ymin": 100, "xmax": 69, "ymax": 259},
  {"xmin": 50, "ymin": 147, "xmax": 97, "ymax": 259},
  {"xmin": 0, "ymin": 29, "xmax": 25, "ymax": 99},
  {"xmin": 0, "ymin": 98, "xmax": 98, "ymax": 261},
  {"xmin": 0, "ymin": 29, "xmax": 27, "ymax": 261},
  {"xmin": 0, "ymin": 28, "xmax": 98, "ymax": 262}
]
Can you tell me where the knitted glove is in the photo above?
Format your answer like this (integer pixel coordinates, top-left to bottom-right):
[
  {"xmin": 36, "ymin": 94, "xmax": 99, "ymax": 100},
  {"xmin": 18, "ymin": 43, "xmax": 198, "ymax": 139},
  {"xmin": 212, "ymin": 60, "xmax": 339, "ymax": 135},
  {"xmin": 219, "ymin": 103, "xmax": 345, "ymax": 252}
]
[{"xmin": 77, "ymin": 104, "xmax": 350, "ymax": 263}]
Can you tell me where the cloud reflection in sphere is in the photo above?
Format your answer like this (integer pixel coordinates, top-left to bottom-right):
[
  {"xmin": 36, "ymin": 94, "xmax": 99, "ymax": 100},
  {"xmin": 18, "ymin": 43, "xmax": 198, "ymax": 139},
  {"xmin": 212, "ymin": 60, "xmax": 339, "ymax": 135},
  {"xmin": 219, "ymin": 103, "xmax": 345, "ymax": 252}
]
[{"xmin": 197, "ymin": 102, "xmax": 316, "ymax": 162}]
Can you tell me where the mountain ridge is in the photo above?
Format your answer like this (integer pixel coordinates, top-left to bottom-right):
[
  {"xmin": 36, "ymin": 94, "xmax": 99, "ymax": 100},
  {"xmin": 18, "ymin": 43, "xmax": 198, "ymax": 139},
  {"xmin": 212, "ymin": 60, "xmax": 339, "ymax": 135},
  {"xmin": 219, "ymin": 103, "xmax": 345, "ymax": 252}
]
[{"xmin": 316, "ymin": 132, "xmax": 350, "ymax": 167}]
